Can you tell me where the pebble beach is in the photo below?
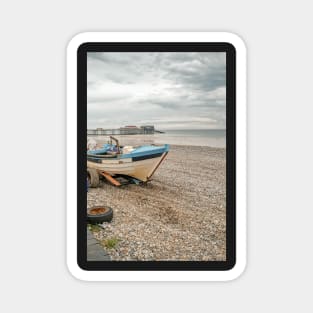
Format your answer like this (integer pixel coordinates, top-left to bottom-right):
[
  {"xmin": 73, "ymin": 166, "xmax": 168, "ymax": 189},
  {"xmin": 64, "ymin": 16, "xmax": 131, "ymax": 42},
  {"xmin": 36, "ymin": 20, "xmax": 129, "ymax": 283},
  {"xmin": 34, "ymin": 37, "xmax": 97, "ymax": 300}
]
[{"xmin": 87, "ymin": 143, "xmax": 226, "ymax": 261}]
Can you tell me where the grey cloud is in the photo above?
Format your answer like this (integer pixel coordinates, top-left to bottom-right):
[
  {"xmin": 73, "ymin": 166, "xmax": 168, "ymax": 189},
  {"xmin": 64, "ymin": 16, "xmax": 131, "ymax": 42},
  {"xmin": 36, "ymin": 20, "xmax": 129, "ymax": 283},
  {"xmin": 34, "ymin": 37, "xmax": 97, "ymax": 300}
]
[{"xmin": 87, "ymin": 52, "xmax": 226, "ymax": 130}]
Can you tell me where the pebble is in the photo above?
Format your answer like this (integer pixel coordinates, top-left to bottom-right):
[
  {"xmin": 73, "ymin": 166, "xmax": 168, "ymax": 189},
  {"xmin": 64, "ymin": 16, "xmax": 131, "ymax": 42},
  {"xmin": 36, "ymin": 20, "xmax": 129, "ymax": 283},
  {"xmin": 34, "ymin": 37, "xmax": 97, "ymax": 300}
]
[{"xmin": 88, "ymin": 145, "xmax": 226, "ymax": 261}]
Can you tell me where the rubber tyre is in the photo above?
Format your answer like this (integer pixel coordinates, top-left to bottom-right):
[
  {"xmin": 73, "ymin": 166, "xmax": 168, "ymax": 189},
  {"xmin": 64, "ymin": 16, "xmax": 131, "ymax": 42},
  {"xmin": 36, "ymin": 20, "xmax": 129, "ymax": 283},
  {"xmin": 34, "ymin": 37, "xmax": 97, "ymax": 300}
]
[
  {"xmin": 87, "ymin": 206, "xmax": 113, "ymax": 224},
  {"xmin": 87, "ymin": 168, "xmax": 100, "ymax": 188}
]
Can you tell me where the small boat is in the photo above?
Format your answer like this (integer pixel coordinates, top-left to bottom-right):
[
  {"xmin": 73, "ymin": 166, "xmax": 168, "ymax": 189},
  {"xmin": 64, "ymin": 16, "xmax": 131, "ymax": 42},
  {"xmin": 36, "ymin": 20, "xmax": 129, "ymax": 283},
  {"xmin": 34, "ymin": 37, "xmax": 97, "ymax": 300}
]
[{"xmin": 87, "ymin": 136, "xmax": 169, "ymax": 182}]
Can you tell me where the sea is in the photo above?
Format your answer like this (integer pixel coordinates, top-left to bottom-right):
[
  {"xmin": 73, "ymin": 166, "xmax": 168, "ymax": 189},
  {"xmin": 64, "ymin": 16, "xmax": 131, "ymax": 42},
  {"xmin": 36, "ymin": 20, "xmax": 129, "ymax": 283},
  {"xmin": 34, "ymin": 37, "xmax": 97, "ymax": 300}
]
[
  {"xmin": 156, "ymin": 129, "xmax": 226, "ymax": 147},
  {"xmin": 89, "ymin": 129, "xmax": 226, "ymax": 148}
]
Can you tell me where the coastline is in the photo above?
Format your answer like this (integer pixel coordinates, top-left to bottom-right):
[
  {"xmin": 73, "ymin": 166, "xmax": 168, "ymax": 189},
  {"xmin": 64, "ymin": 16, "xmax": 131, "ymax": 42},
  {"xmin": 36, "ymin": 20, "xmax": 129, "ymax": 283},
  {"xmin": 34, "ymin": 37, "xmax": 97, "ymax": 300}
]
[
  {"xmin": 87, "ymin": 132, "xmax": 226, "ymax": 148},
  {"xmin": 87, "ymin": 144, "xmax": 226, "ymax": 261}
]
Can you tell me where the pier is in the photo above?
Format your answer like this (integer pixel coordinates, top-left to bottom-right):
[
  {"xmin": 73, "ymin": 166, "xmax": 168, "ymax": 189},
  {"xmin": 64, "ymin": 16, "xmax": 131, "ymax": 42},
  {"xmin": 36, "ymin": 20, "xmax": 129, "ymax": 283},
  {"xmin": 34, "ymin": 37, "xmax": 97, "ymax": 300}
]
[{"xmin": 87, "ymin": 125, "xmax": 164, "ymax": 136}]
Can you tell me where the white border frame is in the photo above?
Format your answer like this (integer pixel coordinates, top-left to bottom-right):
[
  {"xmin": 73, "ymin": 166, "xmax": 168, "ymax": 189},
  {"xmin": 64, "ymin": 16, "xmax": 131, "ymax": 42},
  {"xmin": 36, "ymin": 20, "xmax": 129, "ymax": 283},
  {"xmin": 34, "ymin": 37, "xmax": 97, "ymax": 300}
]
[{"xmin": 67, "ymin": 32, "xmax": 246, "ymax": 281}]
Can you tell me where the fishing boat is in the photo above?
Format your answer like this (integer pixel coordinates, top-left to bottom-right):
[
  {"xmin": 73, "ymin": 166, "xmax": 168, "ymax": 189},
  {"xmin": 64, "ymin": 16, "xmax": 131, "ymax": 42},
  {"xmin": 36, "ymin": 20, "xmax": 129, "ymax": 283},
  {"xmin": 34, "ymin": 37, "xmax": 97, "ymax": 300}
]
[{"xmin": 87, "ymin": 136, "xmax": 169, "ymax": 183}]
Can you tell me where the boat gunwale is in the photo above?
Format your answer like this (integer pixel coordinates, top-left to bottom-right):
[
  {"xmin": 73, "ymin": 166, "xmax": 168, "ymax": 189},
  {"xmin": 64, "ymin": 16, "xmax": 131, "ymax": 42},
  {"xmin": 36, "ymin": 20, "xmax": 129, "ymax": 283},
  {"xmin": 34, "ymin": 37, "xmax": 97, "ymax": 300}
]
[{"xmin": 87, "ymin": 144, "xmax": 169, "ymax": 160}]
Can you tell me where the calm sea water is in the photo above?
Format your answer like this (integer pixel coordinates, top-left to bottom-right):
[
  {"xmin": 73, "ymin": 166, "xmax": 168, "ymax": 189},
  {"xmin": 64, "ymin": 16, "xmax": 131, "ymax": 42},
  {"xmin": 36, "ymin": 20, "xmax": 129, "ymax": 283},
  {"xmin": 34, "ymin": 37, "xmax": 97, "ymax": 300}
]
[
  {"xmin": 89, "ymin": 129, "xmax": 226, "ymax": 148},
  {"xmin": 158, "ymin": 129, "xmax": 226, "ymax": 147}
]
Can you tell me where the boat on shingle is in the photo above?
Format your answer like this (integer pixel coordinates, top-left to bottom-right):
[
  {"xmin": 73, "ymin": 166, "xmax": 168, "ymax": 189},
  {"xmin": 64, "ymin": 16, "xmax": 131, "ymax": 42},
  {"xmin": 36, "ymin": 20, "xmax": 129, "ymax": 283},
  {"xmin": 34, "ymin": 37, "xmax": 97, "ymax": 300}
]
[{"xmin": 87, "ymin": 136, "xmax": 169, "ymax": 183}]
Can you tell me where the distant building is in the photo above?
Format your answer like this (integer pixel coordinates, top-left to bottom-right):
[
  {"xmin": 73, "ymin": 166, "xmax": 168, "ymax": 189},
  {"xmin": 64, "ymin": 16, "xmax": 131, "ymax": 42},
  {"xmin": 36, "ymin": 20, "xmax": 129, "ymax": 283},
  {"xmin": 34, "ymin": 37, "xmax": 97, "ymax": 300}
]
[
  {"xmin": 120, "ymin": 125, "xmax": 142, "ymax": 135},
  {"xmin": 96, "ymin": 128, "xmax": 104, "ymax": 135},
  {"xmin": 140, "ymin": 125, "xmax": 155, "ymax": 134}
]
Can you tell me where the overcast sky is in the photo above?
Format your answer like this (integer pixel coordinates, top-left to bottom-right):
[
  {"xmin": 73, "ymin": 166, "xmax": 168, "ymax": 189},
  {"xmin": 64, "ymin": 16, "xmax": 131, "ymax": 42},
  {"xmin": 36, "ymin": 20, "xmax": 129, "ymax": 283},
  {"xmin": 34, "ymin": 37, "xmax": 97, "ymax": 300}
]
[{"xmin": 87, "ymin": 52, "xmax": 226, "ymax": 130}]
